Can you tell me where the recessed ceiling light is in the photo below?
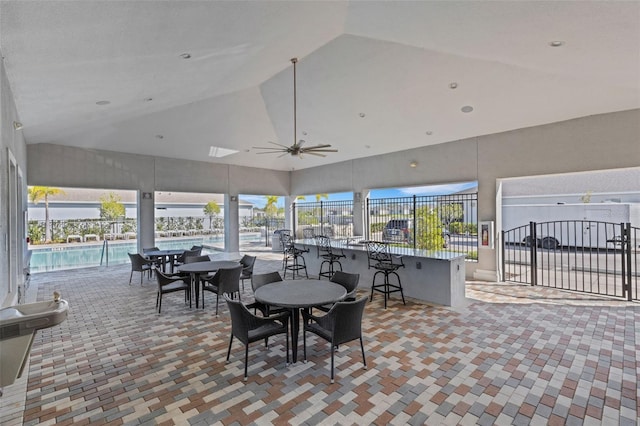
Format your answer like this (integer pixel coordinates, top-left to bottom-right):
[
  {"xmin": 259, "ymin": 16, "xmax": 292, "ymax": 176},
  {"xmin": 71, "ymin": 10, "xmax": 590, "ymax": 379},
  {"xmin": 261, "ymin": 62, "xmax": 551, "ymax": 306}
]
[
  {"xmin": 426, "ymin": 131, "xmax": 433, "ymax": 136},
  {"xmin": 209, "ymin": 146, "xmax": 239, "ymax": 158},
  {"xmin": 461, "ymin": 105, "xmax": 474, "ymax": 113},
  {"xmin": 364, "ymin": 144, "xmax": 371, "ymax": 149},
  {"xmin": 410, "ymin": 161, "xmax": 418, "ymax": 168},
  {"xmin": 180, "ymin": 53, "xmax": 191, "ymax": 59},
  {"xmin": 144, "ymin": 97, "xmax": 153, "ymax": 102},
  {"xmin": 449, "ymin": 82, "xmax": 458, "ymax": 89},
  {"xmin": 359, "ymin": 113, "xmax": 366, "ymax": 118},
  {"xmin": 155, "ymin": 135, "xmax": 164, "ymax": 140},
  {"xmin": 13, "ymin": 121, "xmax": 23, "ymax": 130},
  {"xmin": 549, "ymin": 41, "xmax": 564, "ymax": 47},
  {"xmin": 96, "ymin": 100, "xmax": 110, "ymax": 106},
  {"xmin": 302, "ymin": 131, "xmax": 308, "ymax": 136}
]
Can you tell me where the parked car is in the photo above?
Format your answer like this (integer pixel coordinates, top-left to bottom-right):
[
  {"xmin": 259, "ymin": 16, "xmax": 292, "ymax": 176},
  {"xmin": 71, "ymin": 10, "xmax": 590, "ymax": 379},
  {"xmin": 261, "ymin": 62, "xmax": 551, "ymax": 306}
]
[
  {"xmin": 382, "ymin": 219, "xmax": 413, "ymax": 242},
  {"xmin": 382, "ymin": 219, "xmax": 450, "ymax": 248}
]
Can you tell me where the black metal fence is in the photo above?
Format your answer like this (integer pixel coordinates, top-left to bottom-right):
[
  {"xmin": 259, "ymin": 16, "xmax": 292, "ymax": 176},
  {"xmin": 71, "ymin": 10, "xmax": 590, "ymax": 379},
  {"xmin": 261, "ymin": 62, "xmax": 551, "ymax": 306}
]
[
  {"xmin": 294, "ymin": 200, "xmax": 355, "ymax": 239},
  {"xmin": 294, "ymin": 193, "xmax": 478, "ymax": 259},
  {"xmin": 503, "ymin": 221, "xmax": 639, "ymax": 301}
]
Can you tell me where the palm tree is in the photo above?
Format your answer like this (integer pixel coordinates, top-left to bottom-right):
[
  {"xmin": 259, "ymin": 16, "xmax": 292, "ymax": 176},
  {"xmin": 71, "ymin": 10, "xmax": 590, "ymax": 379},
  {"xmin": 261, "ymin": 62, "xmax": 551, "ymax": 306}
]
[
  {"xmin": 203, "ymin": 200, "xmax": 221, "ymax": 230},
  {"xmin": 28, "ymin": 186, "xmax": 65, "ymax": 243},
  {"xmin": 315, "ymin": 193, "xmax": 329, "ymax": 202},
  {"xmin": 264, "ymin": 195, "xmax": 279, "ymax": 217}
]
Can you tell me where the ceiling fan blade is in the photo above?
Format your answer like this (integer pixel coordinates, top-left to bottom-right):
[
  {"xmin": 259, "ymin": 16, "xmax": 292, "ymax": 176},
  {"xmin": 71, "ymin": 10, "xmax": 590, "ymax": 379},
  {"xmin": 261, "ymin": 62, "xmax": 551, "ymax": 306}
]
[
  {"xmin": 302, "ymin": 148, "xmax": 338, "ymax": 153},
  {"xmin": 305, "ymin": 151, "xmax": 327, "ymax": 157},
  {"xmin": 297, "ymin": 139, "xmax": 306, "ymax": 148},
  {"xmin": 267, "ymin": 141, "xmax": 291, "ymax": 148},
  {"xmin": 253, "ymin": 148, "xmax": 287, "ymax": 152},
  {"xmin": 277, "ymin": 152, "xmax": 290, "ymax": 158},
  {"xmin": 304, "ymin": 143, "xmax": 331, "ymax": 148}
]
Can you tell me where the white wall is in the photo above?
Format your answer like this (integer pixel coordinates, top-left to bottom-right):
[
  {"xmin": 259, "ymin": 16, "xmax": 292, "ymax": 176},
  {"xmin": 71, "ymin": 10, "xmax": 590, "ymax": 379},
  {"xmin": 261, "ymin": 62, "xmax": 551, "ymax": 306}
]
[
  {"xmin": 27, "ymin": 144, "xmax": 291, "ymax": 251},
  {"xmin": 1, "ymin": 56, "xmax": 29, "ymax": 307},
  {"xmin": 292, "ymin": 109, "xmax": 640, "ymax": 278},
  {"xmin": 19, "ymin": 108, "xmax": 640, "ymax": 284}
]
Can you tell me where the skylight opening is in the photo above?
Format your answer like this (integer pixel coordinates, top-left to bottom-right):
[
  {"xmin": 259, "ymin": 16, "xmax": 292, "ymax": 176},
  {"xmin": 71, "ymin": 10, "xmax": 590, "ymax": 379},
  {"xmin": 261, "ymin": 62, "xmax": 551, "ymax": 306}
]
[{"xmin": 208, "ymin": 146, "xmax": 238, "ymax": 158}]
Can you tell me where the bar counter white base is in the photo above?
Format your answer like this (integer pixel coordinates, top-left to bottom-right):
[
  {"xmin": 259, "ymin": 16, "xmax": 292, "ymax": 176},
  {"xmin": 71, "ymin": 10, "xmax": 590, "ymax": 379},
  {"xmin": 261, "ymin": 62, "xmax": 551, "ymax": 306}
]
[{"xmin": 293, "ymin": 239, "xmax": 467, "ymax": 308}]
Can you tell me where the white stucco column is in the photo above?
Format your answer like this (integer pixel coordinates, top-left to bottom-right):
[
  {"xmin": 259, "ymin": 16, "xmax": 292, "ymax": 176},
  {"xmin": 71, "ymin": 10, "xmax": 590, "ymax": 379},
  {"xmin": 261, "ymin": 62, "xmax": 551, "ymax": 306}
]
[
  {"xmin": 224, "ymin": 194, "xmax": 240, "ymax": 252},
  {"xmin": 284, "ymin": 196, "xmax": 294, "ymax": 235},
  {"xmin": 352, "ymin": 190, "xmax": 369, "ymax": 238},
  {"xmin": 137, "ymin": 190, "xmax": 155, "ymax": 252}
]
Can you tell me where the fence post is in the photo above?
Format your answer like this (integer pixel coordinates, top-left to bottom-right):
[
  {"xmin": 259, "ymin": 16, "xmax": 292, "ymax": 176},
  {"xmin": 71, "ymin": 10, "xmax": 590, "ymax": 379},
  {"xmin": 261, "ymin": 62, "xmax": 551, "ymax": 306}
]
[
  {"xmin": 292, "ymin": 203, "xmax": 297, "ymax": 240},
  {"xmin": 501, "ymin": 230, "xmax": 506, "ymax": 282},
  {"xmin": 365, "ymin": 198, "xmax": 370, "ymax": 241},
  {"xmin": 530, "ymin": 221, "xmax": 537, "ymax": 286},
  {"xmin": 624, "ymin": 222, "xmax": 632, "ymax": 301},
  {"xmin": 323, "ymin": 201, "xmax": 327, "ymax": 236},
  {"xmin": 412, "ymin": 195, "xmax": 417, "ymax": 249}
]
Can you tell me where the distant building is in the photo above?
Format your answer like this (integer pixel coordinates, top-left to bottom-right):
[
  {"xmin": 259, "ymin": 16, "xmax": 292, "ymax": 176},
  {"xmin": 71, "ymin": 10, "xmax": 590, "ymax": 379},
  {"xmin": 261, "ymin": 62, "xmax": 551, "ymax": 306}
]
[
  {"xmin": 502, "ymin": 167, "xmax": 640, "ymax": 206},
  {"xmin": 27, "ymin": 188, "xmax": 258, "ymax": 222}
]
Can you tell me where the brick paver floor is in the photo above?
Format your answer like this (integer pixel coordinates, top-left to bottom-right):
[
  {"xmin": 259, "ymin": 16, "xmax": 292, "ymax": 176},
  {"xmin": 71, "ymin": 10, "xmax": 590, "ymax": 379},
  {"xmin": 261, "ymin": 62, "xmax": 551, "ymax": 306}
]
[{"xmin": 1, "ymin": 250, "xmax": 638, "ymax": 425}]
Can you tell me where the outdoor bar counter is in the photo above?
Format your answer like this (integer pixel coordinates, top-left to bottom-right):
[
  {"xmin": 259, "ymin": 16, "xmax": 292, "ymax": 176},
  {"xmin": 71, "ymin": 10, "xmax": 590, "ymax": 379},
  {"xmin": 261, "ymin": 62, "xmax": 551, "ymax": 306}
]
[{"xmin": 293, "ymin": 238, "xmax": 467, "ymax": 307}]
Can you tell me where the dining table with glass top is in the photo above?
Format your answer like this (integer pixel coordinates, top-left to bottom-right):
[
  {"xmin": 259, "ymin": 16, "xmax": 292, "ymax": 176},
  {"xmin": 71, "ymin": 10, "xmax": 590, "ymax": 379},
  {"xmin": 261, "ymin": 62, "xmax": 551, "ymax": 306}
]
[
  {"xmin": 178, "ymin": 260, "xmax": 240, "ymax": 308},
  {"xmin": 254, "ymin": 279, "xmax": 347, "ymax": 363}
]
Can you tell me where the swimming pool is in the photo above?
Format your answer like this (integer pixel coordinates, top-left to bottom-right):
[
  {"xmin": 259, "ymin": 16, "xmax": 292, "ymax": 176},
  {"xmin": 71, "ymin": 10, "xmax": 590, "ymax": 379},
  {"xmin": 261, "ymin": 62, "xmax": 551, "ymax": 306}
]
[{"xmin": 28, "ymin": 234, "xmax": 262, "ymax": 273}]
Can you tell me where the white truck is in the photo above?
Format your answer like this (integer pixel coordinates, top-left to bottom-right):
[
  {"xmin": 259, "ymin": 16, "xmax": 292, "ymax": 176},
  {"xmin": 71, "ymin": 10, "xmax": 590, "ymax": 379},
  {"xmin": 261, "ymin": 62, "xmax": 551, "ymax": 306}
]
[{"xmin": 502, "ymin": 203, "xmax": 640, "ymax": 249}]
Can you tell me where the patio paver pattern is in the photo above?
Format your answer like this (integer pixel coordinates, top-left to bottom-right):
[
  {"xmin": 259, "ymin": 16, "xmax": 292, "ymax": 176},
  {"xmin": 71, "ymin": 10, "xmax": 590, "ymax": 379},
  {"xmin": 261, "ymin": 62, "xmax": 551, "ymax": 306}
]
[{"xmin": 1, "ymin": 252, "xmax": 638, "ymax": 425}]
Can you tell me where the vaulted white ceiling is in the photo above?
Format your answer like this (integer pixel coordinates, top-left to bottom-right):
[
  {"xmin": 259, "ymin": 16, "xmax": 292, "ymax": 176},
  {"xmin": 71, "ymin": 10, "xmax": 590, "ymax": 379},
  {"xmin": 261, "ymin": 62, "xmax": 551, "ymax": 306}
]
[{"xmin": 2, "ymin": 1, "xmax": 639, "ymax": 171}]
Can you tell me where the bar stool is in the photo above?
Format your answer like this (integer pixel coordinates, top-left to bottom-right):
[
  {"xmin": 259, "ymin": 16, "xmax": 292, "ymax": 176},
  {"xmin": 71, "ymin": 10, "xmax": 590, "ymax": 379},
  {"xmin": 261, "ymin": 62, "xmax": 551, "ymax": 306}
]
[
  {"xmin": 366, "ymin": 241, "xmax": 405, "ymax": 309},
  {"xmin": 281, "ymin": 232, "xmax": 308, "ymax": 279},
  {"xmin": 315, "ymin": 235, "xmax": 346, "ymax": 279}
]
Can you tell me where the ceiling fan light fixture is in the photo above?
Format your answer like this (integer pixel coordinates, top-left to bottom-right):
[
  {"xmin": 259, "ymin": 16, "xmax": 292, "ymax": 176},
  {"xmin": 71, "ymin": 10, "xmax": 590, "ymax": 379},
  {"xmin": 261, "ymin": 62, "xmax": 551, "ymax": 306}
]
[
  {"xmin": 13, "ymin": 121, "xmax": 23, "ymax": 130},
  {"xmin": 253, "ymin": 57, "xmax": 337, "ymax": 158}
]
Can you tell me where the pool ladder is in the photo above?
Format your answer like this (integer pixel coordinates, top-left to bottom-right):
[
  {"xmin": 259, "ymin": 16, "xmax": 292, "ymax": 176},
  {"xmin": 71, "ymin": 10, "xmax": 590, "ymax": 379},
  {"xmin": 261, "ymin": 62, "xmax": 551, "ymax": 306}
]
[{"xmin": 100, "ymin": 239, "xmax": 109, "ymax": 266}]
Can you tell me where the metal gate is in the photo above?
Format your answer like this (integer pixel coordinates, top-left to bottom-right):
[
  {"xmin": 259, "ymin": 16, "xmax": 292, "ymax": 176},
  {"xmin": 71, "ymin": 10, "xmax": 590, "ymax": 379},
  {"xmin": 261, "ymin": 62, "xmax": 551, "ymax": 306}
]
[{"xmin": 502, "ymin": 221, "xmax": 639, "ymax": 301}]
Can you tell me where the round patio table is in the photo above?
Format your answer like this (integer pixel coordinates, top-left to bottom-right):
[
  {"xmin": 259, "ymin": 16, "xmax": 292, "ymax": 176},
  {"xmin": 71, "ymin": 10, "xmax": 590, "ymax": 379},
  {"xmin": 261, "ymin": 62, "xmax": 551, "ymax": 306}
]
[
  {"xmin": 178, "ymin": 261, "xmax": 240, "ymax": 308},
  {"xmin": 254, "ymin": 279, "xmax": 346, "ymax": 362},
  {"xmin": 144, "ymin": 249, "xmax": 186, "ymax": 273}
]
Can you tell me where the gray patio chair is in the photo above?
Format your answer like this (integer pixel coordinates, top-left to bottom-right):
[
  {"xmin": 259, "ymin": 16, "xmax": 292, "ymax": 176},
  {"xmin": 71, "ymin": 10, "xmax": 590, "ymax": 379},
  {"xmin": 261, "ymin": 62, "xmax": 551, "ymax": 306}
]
[
  {"xmin": 155, "ymin": 270, "xmax": 191, "ymax": 313},
  {"xmin": 201, "ymin": 264, "xmax": 242, "ymax": 315},
  {"xmin": 239, "ymin": 254, "xmax": 256, "ymax": 291},
  {"xmin": 246, "ymin": 271, "xmax": 285, "ymax": 316},
  {"xmin": 314, "ymin": 271, "xmax": 360, "ymax": 313},
  {"xmin": 128, "ymin": 252, "xmax": 155, "ymax": 285},
  {"xmin": 142, "ymin": 246, "xmax": 163, "ymax": 271},
  {"xmin": 173, "ymin": 246, "xmax": 203, "ymax": 269},
  {"xmin": 302, "ymin": 295, "xmax": 368, "ymax": 383},
  {"xmin": 225, "ymin": 295, "xmax": 290, "ymax": 381}
]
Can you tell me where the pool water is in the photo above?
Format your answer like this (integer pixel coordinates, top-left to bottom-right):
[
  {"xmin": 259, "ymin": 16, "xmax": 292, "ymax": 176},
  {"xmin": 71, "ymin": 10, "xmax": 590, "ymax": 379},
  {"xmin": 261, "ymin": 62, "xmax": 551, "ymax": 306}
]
[{"xmin": 29, "ymin": 234, "xmax": 262, "ymax": 273}]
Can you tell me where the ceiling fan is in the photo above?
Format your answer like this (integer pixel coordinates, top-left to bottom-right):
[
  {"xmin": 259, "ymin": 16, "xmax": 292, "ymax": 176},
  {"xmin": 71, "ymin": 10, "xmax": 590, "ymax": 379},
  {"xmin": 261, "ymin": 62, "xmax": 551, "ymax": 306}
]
[{"xmin": 253, "ymin": 58, "xmax": 337, "ymax": 158}]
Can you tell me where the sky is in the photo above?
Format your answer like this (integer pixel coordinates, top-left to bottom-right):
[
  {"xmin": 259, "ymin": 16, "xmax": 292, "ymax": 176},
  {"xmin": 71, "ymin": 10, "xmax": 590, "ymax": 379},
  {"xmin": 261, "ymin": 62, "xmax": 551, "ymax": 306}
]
[{"xmin": 241, "ymin": 181, "xmax": 478, "ymax": 208}]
